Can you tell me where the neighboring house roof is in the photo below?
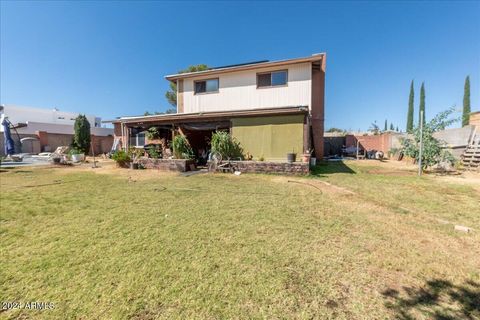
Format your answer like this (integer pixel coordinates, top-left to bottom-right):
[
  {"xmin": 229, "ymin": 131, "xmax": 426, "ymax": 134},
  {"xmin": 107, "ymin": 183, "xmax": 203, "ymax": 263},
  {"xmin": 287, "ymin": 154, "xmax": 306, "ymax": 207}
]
[
  {"xmin": 164, "ymin": 53, "xmax": 326, "ymax": 81},
  {"xmin": 110, "ymin": 106, "xmax": 308, "ymax": 124}
]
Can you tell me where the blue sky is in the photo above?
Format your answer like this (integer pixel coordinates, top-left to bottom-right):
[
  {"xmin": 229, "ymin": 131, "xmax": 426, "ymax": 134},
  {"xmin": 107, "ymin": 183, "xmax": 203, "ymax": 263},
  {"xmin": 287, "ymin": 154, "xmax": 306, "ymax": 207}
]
[{"xmin": 1, "ymin": 1, "xmax": 479, "ymax": 131}]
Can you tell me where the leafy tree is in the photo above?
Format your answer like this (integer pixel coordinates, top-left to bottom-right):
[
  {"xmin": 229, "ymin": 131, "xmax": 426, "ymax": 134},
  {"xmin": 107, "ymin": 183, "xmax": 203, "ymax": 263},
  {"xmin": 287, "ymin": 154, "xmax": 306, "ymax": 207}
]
[
  {"xmin": 384, "ymin": 119, "xmax": 388, "ymax": 131},
  {"xmin": 407, "ymin": 80, "xmax": 414, "ymax": 132},
  {"xmin": 396, "ymin": 126, "xmax": 399, "ymax": 132},
  {"xmin": 72, "ymin": 115, "xmax": 91, "ymax": 153},
  {"xmin": 390, "ymin": 123, "xmax": 395, "ymax": 131},
  {"xmin": 369, "ymin": 121, "xmax": 380, "ymax": 135},
  {"xmin": 419, "ymin": 82, "xmax": 426, "ymax": 126},
  {"xmin": 401, "ymin": 107, "xmax": 458, "ymax": 169},
  {"xmin": 165, "ymin": 64, "xmax": 210, "ymax": 107},
  {"xmin": 462, "ymin": 75, "xmax": 471, "ymax": 126},
  {"xmin": 326, "ymin": 127, "xmax": 345, "ymax": 133},
  {"xmin": 145, "ymin": 110, "xmax": 174, "ymax": 116}
]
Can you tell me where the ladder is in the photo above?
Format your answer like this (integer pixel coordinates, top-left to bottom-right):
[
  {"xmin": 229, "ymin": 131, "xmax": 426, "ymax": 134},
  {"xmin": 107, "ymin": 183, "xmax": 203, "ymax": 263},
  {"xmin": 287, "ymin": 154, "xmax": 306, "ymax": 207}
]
[
  {"xmin": 111, "ymin": 137, "xmax": 121, "ymax": 154},
  {"xmin": 461, "ymin": 127, "xmax": 480, "ymax": 171}
]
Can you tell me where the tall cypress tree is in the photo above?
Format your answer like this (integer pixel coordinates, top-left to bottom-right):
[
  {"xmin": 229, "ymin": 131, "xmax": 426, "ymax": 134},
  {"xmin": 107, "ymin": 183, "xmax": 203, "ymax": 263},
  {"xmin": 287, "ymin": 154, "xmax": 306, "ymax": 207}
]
[
  {"xmin": 407, "ymin": 80, "xmax": 414, "ymax": 132},
  {"xmin": 384, "ymin": 119, "xmax": 388, "ymax": 131},
  {"xmin": 73, "ymin": 115, "xmax": 91, "ymax": 153},
  {"xmin": 462, "ymin": 76, "xmax": 471, "ymax": 126},
  {"xmin": 419, "ymin": 82, "xmax": 426, "ymax": 126}
]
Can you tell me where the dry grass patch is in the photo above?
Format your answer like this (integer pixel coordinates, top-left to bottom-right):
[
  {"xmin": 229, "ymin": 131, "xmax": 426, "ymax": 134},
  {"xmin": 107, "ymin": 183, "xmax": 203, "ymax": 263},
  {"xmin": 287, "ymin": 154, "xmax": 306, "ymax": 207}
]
[{"xmin": 1, "ymin": 161, "xmax": 479, "ymax": 319}]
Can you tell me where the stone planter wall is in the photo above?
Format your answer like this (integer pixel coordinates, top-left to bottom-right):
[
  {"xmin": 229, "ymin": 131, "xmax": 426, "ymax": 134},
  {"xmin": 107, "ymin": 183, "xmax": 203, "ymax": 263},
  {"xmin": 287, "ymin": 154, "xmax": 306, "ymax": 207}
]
[
  {"xmin": 211, "ymin": 161, "xmax": 309, "ymax": 175},
  {"xmin": 138, "ymin": 158, "xmax": 195, "ymax": 172}
]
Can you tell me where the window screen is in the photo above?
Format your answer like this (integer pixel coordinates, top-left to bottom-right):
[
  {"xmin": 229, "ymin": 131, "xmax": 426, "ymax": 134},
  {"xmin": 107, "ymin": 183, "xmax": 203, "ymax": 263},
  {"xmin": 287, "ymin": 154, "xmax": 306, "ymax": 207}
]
[
  {"xmin": 257, "ymin": 73, "xmax": 271, "ymax": 87},
  {"xmin": 257, "ymin": 70, "xmax": 287, "ymax": 88},
  {"xmin": 271, "ymin": 71, "xmax": 287, "ymax": 86},
  {"xmin": 206, "ymin": 79, "xmax": 218, "ymax": 92},
  {"xmin": 195, "ymin": 79, "xmax": 219, "ymax": 94}
]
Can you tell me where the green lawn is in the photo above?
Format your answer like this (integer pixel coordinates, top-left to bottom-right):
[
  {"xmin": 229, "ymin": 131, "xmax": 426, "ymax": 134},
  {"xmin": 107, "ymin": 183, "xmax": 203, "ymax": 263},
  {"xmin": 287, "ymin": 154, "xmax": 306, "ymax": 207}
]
[{"xmin": 1, "ymin": 162, "xmax": 479, "ymax": 319}]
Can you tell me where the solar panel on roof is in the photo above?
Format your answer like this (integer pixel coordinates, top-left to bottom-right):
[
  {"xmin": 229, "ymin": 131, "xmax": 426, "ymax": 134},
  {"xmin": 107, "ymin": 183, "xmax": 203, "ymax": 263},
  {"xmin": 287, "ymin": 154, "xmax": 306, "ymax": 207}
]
[{"xmin": 211, "ymin": 60, "xmax": 269, "ymax": 70}]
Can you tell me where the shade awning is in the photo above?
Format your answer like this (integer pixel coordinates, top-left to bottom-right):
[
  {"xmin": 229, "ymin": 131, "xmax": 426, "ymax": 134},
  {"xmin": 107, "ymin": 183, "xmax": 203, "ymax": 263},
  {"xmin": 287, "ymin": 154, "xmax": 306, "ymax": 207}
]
[{"xmin": 115, "ymin": 106, "xmax": 308, "ymax": 126}]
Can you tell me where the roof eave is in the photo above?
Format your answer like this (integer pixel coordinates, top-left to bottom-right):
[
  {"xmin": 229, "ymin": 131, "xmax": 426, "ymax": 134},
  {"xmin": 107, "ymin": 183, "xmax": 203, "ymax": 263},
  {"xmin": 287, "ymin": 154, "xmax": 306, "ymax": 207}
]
[
  {"xmin": 164, "ymin": 54, "xmax": 325, "ymax": 82},
  {"xmin": 117, "ymin": 106, "xmax": 308, "ymax": 125}
]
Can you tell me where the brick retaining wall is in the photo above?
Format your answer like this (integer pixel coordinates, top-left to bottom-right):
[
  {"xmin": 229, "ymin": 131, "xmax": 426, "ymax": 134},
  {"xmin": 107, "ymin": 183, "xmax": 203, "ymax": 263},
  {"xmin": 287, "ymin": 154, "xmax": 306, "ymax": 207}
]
[
  {"xmin": 138, "ymin": 158, "xmax": 195, "ymax": 172},
  {"xmin": 214, "ymin": 161, "xmax": 309, "ymax": 175}
]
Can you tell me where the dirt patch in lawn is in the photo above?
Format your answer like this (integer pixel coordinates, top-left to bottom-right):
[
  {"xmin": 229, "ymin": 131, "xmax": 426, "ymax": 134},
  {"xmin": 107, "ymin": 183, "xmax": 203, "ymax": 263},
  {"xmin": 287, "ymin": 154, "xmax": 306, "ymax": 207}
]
[
  {"xmin": 272, "ymin": 176, "xmax": 355, "ymax": 195},
  {"xmin": 51, "ymin": 159, "xmax": 179, "ymax": 181},
  {"xmin": 434, "ymin": 171, "xmax": 480, "ymax": 192},
  {"xmin": 365, "ymin": 168, "xmax": 413, "ymax": 176}
]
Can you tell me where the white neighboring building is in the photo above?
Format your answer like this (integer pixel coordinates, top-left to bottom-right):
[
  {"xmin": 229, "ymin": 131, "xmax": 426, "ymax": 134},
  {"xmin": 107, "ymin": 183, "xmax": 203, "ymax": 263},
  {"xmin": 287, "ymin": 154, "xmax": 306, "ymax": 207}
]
[{"xmin": 0, "ymin": 105, "xmax": 113, "ymax": 136}]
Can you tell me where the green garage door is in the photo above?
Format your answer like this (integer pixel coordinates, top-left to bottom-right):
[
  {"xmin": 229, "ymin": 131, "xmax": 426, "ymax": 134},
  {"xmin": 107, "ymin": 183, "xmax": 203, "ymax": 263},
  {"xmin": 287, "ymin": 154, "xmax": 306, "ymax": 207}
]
[{"xmin": 231, "ymin": 114, "xmax": 305, "ymax": 161}]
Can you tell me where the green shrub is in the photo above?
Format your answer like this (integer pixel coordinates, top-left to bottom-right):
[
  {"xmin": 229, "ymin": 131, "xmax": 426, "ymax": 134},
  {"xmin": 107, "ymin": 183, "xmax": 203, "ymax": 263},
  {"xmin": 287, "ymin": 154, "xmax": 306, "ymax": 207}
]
[
  {"xmin": 147, "ymin": 148, "xmax": 160, "ymax": 159},
  {"xmin": 128, "ymin": 147, "xmax": 144, "ymax": 161},
  {"xmin": 211, "ymin": 131, "xmax": 244, "ymax": 160},
  {"xmin": 68, "ymin": 147, "xmax": 83, "ymax": 155},
  {"xmin": 171, "ymin": 135, "xmax": 194, "ymax": 159},
  {"xmin": 112, "ymin": 150, "xmax": 131, "ymax": 167}
]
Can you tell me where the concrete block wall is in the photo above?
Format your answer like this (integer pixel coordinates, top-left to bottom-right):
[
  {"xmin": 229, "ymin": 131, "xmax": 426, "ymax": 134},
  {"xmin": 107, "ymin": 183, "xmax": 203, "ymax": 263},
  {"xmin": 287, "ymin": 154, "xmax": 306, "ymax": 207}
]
[{"xmin": 0, "ymin": 131, "xmax": 113, "ymax": 156}]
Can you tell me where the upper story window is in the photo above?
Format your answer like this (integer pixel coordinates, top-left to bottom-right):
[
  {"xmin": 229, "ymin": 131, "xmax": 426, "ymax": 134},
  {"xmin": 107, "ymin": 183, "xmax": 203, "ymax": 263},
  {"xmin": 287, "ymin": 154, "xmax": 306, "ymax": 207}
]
[
  {"xmin": 257, "ymin": 70, "xmax": 288, "ymax": 88},
  {"xmin": 194, "ymin": 78, "xmax": 219, "ymax": 94}
]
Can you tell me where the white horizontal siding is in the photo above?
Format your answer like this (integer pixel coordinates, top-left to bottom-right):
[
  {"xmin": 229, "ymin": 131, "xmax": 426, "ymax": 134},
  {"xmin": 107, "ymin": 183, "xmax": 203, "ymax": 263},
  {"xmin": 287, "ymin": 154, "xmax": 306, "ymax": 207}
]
[{"xmin": 182, "ymin": 63, "xmax": 311, "ymax": 113}]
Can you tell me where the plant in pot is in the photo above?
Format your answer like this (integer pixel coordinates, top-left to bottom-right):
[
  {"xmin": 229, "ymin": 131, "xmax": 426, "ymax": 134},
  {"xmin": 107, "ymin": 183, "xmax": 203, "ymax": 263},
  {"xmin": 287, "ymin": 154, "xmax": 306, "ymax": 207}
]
[
  {"xmin": 69, "ymin": 147, "xmax": 85, "ymax": 163},
  {"xmin": 111, "ymin": 150, "xmax": 131, "ymax": 168},
  {"xmin": 129, "ymin": 147, "xmax": 144, "ymax": 169},
  {"xmin": 287, "ymin": 148, "xmax": 296, "ymax": 163},
  {"xmin": 302, "ymin": 148, "xmax": 312, "ymax": 164}
]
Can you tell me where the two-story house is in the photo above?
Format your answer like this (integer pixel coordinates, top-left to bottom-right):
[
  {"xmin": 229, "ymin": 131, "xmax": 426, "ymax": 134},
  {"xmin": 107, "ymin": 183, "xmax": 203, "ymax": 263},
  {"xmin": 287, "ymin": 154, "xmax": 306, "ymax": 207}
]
[{"xmin": 112, "ymin": 53, "xmax": 326, "ymax": 161}]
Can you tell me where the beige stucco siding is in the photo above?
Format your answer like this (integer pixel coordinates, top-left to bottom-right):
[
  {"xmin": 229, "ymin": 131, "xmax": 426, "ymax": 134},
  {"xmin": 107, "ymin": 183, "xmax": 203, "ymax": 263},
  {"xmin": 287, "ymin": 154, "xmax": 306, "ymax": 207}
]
[
  {"xmin": 182, "ymin": 63, "xmax": 312, "ymax": 113},
  {"xmin": 231, "ymin": 115, "xmax": 305, "ymax": 161}
]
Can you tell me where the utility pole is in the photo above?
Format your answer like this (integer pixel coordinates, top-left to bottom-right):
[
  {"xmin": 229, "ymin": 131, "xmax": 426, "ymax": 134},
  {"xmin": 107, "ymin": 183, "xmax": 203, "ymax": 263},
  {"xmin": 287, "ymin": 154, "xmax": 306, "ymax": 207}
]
[{"xmin": 418, "ymin": 111, "xmax": 424, "ymax": 176}]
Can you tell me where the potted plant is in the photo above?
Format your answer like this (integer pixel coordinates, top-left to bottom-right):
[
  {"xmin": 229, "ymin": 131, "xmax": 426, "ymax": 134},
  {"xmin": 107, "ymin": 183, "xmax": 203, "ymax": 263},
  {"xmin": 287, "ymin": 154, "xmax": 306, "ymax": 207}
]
[
  {"xmin": 302, "ymin": 149, "xmax": 312, "ymax": 164},
  {"xmin": 287, "ymin": 148, "xmax": 296, "ymax": 163},
  {"xmin": 69, "ymin": 147, "xmax": 85, "ymax": 163},
  {"xmin": 129, "ymin": 147, "xmax": 144, "ymax": 169}
]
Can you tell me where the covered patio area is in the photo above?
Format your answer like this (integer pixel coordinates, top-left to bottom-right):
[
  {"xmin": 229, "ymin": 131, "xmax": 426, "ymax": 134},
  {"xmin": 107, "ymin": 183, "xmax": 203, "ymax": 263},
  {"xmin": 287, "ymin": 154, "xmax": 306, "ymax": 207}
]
[{"xmin": 110, "ymin": 106, "xmax": 312, "ymax": 173}]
